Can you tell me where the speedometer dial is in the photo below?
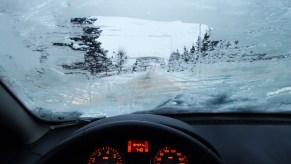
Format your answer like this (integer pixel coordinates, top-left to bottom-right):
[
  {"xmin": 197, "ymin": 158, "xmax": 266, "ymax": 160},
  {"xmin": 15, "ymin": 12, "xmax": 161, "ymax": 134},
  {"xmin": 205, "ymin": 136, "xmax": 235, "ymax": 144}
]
[
  {"xmin": 87, "ymin": 146, "xmax": 123, "ymax": 164},
  {"xmin": 152, "ymin": 146, "xmax": 189, "ymax": 164}
]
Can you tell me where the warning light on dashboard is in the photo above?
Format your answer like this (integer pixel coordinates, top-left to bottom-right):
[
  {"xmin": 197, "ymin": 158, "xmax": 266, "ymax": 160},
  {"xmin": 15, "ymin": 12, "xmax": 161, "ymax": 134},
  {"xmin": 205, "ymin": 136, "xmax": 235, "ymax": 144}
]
[{"xmin": 127, "ymin": 140, "xmax": 149, "ymax": 153}]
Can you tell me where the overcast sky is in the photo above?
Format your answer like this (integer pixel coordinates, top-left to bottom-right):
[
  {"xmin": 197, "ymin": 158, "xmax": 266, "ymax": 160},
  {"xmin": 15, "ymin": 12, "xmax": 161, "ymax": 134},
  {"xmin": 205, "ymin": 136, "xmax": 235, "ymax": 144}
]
[{"xmin": 65, "ymin": 0, "xmax": 240, "ymax": 24}]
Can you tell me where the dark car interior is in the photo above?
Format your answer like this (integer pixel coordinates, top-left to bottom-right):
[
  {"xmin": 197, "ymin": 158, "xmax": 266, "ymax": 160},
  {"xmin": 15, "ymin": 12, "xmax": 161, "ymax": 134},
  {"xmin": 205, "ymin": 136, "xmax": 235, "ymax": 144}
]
[{"xmin": 1, "ymin": 79, "xmax": 291, "ymax": 164}]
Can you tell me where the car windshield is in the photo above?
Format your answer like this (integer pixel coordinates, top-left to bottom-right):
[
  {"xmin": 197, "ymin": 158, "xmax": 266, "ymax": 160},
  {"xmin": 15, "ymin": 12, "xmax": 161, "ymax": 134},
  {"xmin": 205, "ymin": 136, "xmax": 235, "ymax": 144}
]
[{"xmin": 1, "ymin": 0, "xmax": 291, "ymax": 121}]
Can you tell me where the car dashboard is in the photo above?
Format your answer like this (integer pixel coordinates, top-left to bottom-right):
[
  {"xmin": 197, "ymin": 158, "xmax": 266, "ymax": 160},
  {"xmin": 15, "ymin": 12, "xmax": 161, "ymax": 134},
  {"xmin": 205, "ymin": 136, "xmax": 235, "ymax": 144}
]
[
  {"xmin": 4, "ymin": 113, "xmax": 291, "ymax": 164},
  {"xmin": 36, "ymin": 114, "xmax": 221, "ymax": 164}
]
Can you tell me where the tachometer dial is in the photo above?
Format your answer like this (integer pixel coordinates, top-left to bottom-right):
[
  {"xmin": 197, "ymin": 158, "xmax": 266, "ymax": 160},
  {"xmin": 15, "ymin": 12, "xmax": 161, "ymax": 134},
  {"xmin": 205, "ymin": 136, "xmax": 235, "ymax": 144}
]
[
  {"xmin": 87, "ymin": 146, "xmax": 123, "ymax": 164},
  {"xmin": 152, "ymin": 146, "xmax": 189, "ymax": 164}
]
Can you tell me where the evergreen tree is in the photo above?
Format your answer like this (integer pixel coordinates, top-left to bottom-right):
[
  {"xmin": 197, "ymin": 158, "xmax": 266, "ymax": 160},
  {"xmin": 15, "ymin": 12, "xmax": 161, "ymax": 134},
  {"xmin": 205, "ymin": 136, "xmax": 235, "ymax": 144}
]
[
  {"xmin": 168, "ymin": 50, "xmax": 181, "ymax": 72},
  {"xmin": 80, "ymin": 26, "xmax": 109, "ymax": 74},
  {"xmin": 53, "ymin": 17, "xmax": 111, "ymax": 75},
  {"xmin": 201, "ymin": 30, "xmax": 211, "ymax": 56},
  {"xmin": 182, "ymin": 46, "xmax": 190, "ymax": 63},
  {"xmin": 190, "ymin": 45, "xmax": 195, "ymax": 54}
]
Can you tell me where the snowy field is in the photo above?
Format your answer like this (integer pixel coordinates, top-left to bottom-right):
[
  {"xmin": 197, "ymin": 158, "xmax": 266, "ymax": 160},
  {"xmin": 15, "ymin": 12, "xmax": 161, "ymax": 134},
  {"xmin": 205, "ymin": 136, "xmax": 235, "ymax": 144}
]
[{"xmin": 95, "ymin": 16, "xmax": 208, "ymax": 61}]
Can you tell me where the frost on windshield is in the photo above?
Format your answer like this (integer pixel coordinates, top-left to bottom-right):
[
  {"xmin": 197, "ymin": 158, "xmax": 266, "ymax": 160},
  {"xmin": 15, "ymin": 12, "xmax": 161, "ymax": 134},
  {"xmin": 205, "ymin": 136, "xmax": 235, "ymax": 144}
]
[{"xmin": 1, "ymin": 0, "xmax": 291, "ymax": 121}]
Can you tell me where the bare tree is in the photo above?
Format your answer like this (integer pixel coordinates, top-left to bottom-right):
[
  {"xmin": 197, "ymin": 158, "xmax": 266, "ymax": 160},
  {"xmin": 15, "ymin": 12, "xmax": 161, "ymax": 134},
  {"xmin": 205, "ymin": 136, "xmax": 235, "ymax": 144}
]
[{"xmin": 114, "ymin": 49, "xmax": 128, "ymax": 74}]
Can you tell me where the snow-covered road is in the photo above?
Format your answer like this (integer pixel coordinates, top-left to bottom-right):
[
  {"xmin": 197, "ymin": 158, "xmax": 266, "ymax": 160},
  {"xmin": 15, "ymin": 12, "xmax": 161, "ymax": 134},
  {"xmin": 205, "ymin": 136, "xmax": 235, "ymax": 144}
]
[{"xmin": 92, "ymin": 69, "xmax": 188, "ymax": 115}]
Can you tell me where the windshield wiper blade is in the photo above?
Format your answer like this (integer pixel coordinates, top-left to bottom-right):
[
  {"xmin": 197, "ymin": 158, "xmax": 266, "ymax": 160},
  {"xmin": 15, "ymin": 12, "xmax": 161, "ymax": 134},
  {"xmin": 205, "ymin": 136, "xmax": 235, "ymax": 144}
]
[
  {"xmin": 50, "ymin": 114, "xmax": 106, "ymax": 129},
  {"xmin": 78, "ymin": 114, "xmax": 107, "ymax": 122}
]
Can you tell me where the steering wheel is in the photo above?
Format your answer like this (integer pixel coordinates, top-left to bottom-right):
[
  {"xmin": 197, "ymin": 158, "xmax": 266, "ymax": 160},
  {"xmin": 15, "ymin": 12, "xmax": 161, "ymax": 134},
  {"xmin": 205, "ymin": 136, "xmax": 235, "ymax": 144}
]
[{"xmin": 37, "ymin": 114, "xmax": 222, "ymax": 164}]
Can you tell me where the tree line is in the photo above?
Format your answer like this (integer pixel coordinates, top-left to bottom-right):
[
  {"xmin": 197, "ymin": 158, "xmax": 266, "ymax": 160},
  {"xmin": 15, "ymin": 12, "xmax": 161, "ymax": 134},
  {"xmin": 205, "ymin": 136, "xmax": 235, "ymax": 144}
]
[{"xmin": 53, "ymin": 18, "xmax": 277, "ymax": 76}]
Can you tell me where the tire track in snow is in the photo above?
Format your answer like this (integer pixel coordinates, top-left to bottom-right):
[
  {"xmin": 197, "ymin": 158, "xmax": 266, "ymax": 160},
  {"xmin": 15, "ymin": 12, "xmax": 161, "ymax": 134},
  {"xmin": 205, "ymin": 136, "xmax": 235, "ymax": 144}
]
[{"xmin": 98, "ymin": 69, "xmax": 188, "ymax": 114}]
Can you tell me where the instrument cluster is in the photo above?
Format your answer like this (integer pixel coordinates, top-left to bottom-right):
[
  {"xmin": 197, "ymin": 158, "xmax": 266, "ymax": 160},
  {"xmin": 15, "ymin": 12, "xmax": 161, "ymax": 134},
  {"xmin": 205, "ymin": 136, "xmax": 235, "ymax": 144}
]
[{"xmin": 87, "ymin": 140, "xmax": 189, "ymax": 164}]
